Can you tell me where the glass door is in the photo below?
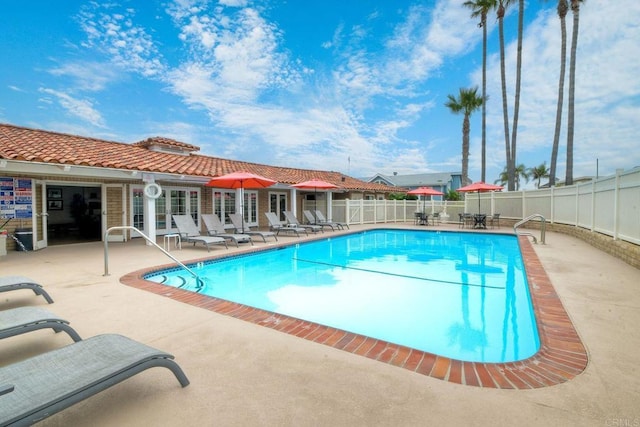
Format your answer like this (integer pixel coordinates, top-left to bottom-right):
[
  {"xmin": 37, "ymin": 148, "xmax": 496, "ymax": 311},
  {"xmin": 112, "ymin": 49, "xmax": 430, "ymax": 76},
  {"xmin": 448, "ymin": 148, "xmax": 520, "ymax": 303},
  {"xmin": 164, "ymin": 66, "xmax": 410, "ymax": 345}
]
[
  {"xmin": 269, "ymin": 192, "xmax": 288, "ymax": 221},
  {"xmin": 132, "ymin": 186, "xmax": 200, "ymax": 235}
]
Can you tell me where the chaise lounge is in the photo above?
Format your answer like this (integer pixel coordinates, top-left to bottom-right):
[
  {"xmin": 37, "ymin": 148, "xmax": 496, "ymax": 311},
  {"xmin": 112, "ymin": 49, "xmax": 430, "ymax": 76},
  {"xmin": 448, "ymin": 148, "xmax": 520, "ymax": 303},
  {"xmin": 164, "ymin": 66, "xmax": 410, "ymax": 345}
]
[
  {"xmin": 314, "ymin": 210, "xmax": 349, "ymax": 230},
  {"xmin": 0, "ymin": 275, "xmax": 54, "ymax": 304},
  {"xmin": 172, "ymin": 214, "xmax": 228, "ymax": 252},
  {"xmin": 0, "ymin": 334, "xmax": 190, "ymax": 426},
  {"xmin": 265, "ymin": 212, "xmax": 307, "ymax": 237},
  {"xmin": 228, "ymin": 213, "xmax": 277, "ymax": 243},
  {"xmin": 303, "ymin": 210, "xmax": 336, "ymax": 231},
  {"xmin": 201, "ymin": 213, "xmax": 253, "ymax": 247},
  {"xmin": 283, "ymin": 211, "xmax": 323, "ymax": 233},
  {"xmin": 0, "ymin": 306, "xmax": 82, "ymax": 343}
]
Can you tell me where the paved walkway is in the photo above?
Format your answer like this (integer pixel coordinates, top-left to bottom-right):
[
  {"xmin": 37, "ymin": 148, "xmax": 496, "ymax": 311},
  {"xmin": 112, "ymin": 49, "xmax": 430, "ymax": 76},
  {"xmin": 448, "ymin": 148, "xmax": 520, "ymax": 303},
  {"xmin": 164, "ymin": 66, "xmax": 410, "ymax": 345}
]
[{"xmin": 1, "ymin": 224, "xmax": 639, "ymax": 426}]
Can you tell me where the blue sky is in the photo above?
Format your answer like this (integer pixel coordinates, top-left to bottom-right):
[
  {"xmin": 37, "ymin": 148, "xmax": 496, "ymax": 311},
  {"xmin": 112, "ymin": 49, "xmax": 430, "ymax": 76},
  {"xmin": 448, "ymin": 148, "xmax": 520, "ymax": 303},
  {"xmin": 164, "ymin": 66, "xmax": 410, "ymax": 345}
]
[{"xmin": 1, "ymin": 0, "xmax": 639, "ymax": 187}]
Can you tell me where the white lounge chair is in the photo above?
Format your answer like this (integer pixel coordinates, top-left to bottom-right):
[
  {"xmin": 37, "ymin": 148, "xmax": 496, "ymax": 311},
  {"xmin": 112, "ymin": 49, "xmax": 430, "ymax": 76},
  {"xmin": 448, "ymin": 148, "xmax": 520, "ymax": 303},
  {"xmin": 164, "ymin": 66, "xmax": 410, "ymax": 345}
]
[
  {"xmin": 0, "ymin": 334, "xmax": 189, "ymax": 425},
  {"xmin": 0, "ymin": 275, "xmax": 54, "ymax": 304},
  {"xmin": 171, "ymin": 215, "xmax": 228, "ymax": 251},
  {"xmin": 0, "ymin": 306, "xmax": 82, "ymax": 343},
  {"xmin": 264, "ymin": 212, "xmax": 307, "ymax": 237},
  {"xmin": 283, "ymin": 211, "xmax": 323, "ymax": 233},
  {"xmin": 228, "ymin": 213, "xmax": 277, "ymax": 243},
  {"xmin": 314, "ymin": 210, "xmax": 349, "ymax": 230},
  {"xmin": 201, "ymin": 214, "xmax": 253, "ymax": 247}
]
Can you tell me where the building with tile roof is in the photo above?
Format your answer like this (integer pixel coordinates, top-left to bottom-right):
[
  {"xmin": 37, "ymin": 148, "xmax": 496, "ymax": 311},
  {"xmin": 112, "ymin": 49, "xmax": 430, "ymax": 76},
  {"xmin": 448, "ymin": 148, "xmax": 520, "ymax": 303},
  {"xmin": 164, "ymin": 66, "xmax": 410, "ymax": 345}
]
[
  {"xmin": 0, "ymin": 123, "xmax": 399, "ymax": 249},
  {"xmin": 365, "ymin": 172, "xmax": 467, "ymax": 196}
]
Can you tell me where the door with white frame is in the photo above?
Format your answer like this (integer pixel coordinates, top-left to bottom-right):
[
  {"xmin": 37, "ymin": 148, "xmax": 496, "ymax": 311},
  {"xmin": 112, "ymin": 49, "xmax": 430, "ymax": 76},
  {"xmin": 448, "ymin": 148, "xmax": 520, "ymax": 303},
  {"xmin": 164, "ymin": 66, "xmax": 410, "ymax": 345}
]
[
  {"xmin": 269, "ymin": 192, "xmax": 288, "ymax": 222},
  {"xmin": 131, "ymin": 186, "xmax": 200, "ymax": 235},
  {"xmin": 212, "ymin": 189, "xmax": 259, "ymax": 227}
]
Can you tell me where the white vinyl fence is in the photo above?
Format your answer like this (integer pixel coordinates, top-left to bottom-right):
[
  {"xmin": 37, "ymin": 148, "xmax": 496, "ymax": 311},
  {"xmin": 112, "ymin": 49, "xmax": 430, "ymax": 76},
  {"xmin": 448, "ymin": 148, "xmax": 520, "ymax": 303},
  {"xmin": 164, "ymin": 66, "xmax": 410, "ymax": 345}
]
[{"xmin": 331, "ymin": 168, "xmax": 640, "ymax": 246}]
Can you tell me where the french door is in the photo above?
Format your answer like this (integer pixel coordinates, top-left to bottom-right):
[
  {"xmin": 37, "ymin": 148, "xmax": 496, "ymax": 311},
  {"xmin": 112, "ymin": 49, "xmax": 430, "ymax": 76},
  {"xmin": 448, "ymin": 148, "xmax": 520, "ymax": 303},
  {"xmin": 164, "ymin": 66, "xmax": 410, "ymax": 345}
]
[
  {"xmin": 131, "ymin": 186, "xmax": 200, "ymax": 235},
  {"xmin": 269, "ymin": 192, "xmax": 288, "ymax": 221}
]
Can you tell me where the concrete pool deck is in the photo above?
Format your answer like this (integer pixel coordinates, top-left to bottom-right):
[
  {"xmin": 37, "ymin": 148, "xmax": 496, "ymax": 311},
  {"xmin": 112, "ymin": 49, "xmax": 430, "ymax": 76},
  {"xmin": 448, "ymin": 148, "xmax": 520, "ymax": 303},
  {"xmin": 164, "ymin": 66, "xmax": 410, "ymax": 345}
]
[{"xmin": 1, "ymin": 224, "xmax": 639, "ymax": 426}]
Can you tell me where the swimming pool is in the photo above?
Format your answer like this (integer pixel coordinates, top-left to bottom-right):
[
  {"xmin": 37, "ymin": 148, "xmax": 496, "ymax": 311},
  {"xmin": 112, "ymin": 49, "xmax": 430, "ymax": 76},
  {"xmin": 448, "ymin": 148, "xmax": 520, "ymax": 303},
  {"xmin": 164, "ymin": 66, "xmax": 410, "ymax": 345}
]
[{"xmin": 146, "ymin": 229, "xmax": 540, "ymax": 363}]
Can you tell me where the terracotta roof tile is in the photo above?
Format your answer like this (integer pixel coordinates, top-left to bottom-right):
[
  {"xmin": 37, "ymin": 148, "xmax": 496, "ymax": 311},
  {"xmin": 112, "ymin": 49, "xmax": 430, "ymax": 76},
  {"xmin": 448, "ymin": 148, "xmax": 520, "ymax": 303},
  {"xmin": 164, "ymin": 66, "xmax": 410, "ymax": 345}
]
[{"xmin": 0, "ymin": 123, "xmax": 400, "ymax": 193}]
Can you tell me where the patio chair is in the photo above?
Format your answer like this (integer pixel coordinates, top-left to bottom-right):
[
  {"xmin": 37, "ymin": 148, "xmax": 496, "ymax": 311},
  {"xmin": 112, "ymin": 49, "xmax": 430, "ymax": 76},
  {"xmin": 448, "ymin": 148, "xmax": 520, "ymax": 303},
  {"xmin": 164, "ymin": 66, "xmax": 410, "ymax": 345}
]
[
  {"xmin": 283, "ymin": 211, "xmax": 323, "ymax": 233},
  {"xmin": 0, "ymin": 334, "xmax": 189, "ymax": 426},
  {"xmin": 171, "ymin": 215, "xmax": 228, "ymax": 252},
  {"xmin": 488, "ymin": 213, "xmax": 501, "ymax": 229},
  {"xmin": 0, "ymin": 275, "xmax": 54, "ymax": 304},
  {"xmin": 431, "ymin": 212, "xmax": 441, "ymax": 226},
  {"xmin": 264, "ymin": 212, "xmax": 308, "ymax": 237},
  {"xmin": 314, "ymin": 210, "xmax": 349, "ymax": 230},
  {"xmin": 0, "ymin": 306, "xmax": 82, "ymax": 343},
  {"xmin": 228, "ymin": 213, "xmax": 277, "ymax": 243},
  {"xmin": 201, "ymin": 214, "xmax": 253, "ymax": 247},
  {"xmin": 303, "ymin": 210, "xmax": 336, "ymax": 231},
  {"xmin": 459, "ymin": 213, "xmax": 473, "ymax": 229}
]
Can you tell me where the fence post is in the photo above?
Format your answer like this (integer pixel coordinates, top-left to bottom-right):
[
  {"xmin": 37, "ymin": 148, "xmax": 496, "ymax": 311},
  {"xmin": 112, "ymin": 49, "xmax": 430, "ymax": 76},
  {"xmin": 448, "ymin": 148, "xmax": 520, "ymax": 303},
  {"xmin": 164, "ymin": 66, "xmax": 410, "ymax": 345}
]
[{"xmin": 614, "ymin": 170, "xmax": 621, "ymax": 240}]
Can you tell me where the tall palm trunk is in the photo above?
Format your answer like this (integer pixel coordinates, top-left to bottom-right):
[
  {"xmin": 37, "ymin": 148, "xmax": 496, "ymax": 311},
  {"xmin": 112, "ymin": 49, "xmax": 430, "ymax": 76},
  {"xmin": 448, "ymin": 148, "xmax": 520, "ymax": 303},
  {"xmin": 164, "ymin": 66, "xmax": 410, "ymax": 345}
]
[
  {"xmin": 497, "ymin": 1, "xmax": 512, "ymax": 189},
  {"xmin": 480, "ymin": 9, "xmax": 488, "ymax": 182},
  {"xmin": 509, "ymin": 0, "xmax": 524, "ymax": 192},
  {"xmin": 549, "ymin": 0, "xmax": 569, "ymax": 187},
  {"xmin": 566, "ymin": 0, "xmax": 582, "ymax": 185},
  {"xmin": 463, "ymin": 114, "xmax": 471, "ymax": 184}
]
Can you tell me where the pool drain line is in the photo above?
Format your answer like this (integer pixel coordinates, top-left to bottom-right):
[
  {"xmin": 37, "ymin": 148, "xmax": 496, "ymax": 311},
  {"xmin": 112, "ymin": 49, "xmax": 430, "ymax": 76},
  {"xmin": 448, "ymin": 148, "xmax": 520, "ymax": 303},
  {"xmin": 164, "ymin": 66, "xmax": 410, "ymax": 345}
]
[{"xmin": 292, "ymin": 257, "xmax": 505, "ymax": 290}]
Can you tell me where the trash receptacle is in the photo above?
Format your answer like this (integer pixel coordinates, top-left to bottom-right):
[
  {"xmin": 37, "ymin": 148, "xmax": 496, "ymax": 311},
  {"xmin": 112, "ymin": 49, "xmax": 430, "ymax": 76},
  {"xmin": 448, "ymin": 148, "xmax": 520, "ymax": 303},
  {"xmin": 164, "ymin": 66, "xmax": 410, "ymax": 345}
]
[{"xmin": 14, "ymin": 228, "xmax": 33, "ymax": 251}]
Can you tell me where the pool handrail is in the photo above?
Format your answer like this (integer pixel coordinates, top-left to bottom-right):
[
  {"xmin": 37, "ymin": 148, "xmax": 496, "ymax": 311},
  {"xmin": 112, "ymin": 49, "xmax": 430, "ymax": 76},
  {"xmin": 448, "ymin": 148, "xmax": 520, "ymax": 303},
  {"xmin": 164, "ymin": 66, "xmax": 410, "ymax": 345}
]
[
  {"xmin": 103, "ymin": 226, "xmax": 202, "ymax": 285},
  {"xmin": 513, "ymin": 214, "xmax": 546, "ymax": 244}
]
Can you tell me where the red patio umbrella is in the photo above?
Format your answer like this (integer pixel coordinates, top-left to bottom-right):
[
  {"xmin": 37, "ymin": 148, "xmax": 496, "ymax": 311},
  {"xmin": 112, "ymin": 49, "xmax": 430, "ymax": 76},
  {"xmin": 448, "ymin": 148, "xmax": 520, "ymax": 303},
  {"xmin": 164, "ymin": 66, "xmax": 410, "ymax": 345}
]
[
  {"xmin": 456, "ymin": 181, "xmax": 503, "ymax": 215},
  {"xmin": 407, "ymin": 187, "xmax": 444, "ymax": 212},
  {"xmin": 206, "ymin": 172, "xmax": 277, "ymax": 230},
  {"xmin": 291, "ymin": 178, "xmax": 339, "ymax": 216}
]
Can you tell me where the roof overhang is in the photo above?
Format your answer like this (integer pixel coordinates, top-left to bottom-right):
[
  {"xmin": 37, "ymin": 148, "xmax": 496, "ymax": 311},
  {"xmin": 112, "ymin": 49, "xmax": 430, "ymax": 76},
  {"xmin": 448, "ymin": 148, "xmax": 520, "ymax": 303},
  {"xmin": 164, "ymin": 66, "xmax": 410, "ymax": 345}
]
[{"xmin": 0, "ymin": 159, "xmax": 211, "ymax": 184}]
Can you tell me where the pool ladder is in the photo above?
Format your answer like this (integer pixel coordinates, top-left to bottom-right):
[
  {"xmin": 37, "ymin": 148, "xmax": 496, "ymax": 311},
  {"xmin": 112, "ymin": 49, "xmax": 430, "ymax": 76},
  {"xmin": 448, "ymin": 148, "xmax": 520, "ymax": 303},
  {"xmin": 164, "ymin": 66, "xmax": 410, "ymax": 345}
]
[
  {"xmin": 103, "ymin": 226, "xmax": 202, "ymax": 284},
  {"xmin": 513, "ymin": 214, "xmax": 546, "ymax": 244}
]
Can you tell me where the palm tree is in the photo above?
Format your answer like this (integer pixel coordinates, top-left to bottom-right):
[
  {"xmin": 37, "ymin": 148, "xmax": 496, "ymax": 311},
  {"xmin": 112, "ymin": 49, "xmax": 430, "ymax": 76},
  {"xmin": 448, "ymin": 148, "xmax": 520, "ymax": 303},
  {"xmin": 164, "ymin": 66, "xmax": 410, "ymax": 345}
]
[
  {"xmin": 510, "ymin": 0, "xmax": 524, "ymax": 192},
  {"xmin": 529, "ymin": 162, "xmax": 550, "ymax": 188},
  {"xmin": 566, "ymin": 0, "xmax": 585, "ymax": 186},
  {"xmin": 495, "ymin": 0, "xmax": 515, "ymax": 190},
  {"xmin": 463, "ymin": 0, "xmax": 496, "ymax": 183},
  {"xmin": 548, "ymin": 0, "xmax": 569, "ymax": 188},
  {"xmin": 445, "ymin": 87, "xmax": 484, "ymax": 185},
  {"xmin": 495, "ymin": 163, "xmax": 530, "ymax": 190}
]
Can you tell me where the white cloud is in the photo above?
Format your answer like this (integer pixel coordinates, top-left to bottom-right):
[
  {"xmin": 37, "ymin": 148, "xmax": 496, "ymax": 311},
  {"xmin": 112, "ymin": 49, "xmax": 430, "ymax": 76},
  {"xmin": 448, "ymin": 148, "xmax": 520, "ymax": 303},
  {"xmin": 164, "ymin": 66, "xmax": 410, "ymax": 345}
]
[
  {"xmin": 48, "ymin": 61, "xmax": 120, "ymax": 92},
  {"xmin": 77, "ymin": 4, "xmax": 166, "ymax": 77},
  {"xmin": 39, "ymin": 88, "xmax": 106, "ymax": 128}
]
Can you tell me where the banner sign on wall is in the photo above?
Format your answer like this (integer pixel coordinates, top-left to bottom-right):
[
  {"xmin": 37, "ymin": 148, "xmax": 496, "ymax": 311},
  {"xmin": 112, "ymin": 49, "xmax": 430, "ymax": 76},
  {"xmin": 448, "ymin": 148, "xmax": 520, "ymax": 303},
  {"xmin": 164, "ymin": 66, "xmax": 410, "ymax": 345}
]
[{"xmin": 0, "ymin": 177, "xmax": 33, "ymax": 219}]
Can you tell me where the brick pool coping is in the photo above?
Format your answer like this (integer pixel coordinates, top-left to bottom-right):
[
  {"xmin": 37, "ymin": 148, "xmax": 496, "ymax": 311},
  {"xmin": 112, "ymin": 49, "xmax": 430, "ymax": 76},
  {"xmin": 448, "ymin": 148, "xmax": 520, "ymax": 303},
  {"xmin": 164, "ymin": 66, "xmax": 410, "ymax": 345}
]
[{"xmin": 121, "ymin": 233, "xmax": 588, "ymax": 389}]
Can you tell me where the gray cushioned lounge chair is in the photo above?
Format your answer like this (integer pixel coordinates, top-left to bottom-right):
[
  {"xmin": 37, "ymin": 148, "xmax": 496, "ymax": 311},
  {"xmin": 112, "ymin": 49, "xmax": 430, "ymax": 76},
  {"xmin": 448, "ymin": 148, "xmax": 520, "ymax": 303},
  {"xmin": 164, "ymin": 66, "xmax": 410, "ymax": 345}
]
[
  {"xmin": 314, "ymin": 210, "xmax": 349, "ymax": 230},
  {"xmin": 0, "ymin": 275, "xmax": 54, "ymax": 304},
  {"xmin": 0, "ymin": 306, "xmax": 81, "ymax": 343},
  {"xmin": 0, "ymin": 334, "xmax": 189, "ymax": 426},
  {"xmin": 303, "ymin": 210, "xmax": 337, "ymax": 231},
  {"xmin": 264, "ymin": 212, "xmax": 307, "ymax": 237},
  {"xmin": 201, "ymin": 213, "xmax": 253, "ymax": 247},
  {"xmin": 283, "ymin": 211, "xmax": 323, "ymax": 233},
  {"xmin": 172, "ymin": 214, "xmax": 228, "ymax": 251},
  {"xmin": 228, "ymin": 213, "xmax": 277, "ymax": 243}
]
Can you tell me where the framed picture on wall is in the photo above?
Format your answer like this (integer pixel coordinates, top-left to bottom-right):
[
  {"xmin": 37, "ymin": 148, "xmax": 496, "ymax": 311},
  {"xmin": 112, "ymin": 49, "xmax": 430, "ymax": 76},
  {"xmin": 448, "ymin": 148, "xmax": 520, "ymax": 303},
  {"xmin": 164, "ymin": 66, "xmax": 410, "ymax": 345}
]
[
  {"xmin": 47, "ymin": 188, "xmax": 62, "ymax": 199},
  {"xmin": 48, "ymin": 200, "xmax": 63, "ymax": 210}
]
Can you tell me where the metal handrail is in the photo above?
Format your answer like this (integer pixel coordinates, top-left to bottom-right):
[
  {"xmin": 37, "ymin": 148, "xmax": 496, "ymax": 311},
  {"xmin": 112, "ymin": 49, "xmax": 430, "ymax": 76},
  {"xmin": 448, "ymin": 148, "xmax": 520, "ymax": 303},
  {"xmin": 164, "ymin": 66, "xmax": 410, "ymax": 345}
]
[
  {"xmin": 103, "ymin": 226, "xmax": 201, "ymax": 283},
  {"xmin": 513, "ymin": 214, "xmax": 546, "ymax": 244}
]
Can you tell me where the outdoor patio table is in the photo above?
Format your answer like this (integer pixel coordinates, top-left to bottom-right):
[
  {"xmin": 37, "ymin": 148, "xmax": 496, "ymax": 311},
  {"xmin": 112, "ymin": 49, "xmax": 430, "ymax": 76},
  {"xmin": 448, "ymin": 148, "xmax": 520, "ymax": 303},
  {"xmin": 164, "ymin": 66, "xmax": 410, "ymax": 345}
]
[{"xmin": 473, "ymin": 214, "xmax": 487, "ymax": 229}]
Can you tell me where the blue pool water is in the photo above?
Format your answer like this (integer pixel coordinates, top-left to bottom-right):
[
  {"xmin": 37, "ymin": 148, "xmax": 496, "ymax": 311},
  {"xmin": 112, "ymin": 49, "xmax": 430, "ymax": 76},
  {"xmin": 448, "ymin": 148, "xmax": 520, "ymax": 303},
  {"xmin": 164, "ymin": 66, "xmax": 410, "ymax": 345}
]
[{"xmin": 146, "ymin": 229, "xmax": 540, "ymax": 363}]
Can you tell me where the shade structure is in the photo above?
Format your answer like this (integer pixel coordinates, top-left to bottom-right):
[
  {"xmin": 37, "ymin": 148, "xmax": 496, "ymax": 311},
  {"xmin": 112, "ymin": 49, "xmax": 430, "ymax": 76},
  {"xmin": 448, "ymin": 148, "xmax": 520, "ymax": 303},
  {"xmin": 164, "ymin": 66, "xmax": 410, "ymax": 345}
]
[
  {"xmin": 407, "ymin": 187, "xmax": 444, "ymax": 212},
  {"xmin": 291, "ymin": 179, "xmax": 339, "ymax": 218},
  {"xmin": 456, "ymin": 181, "xmax": 503, "ymax": 215},
  {"xmin": 205, "ymin": 172, "xmax": 277, "ymax": 230}
]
